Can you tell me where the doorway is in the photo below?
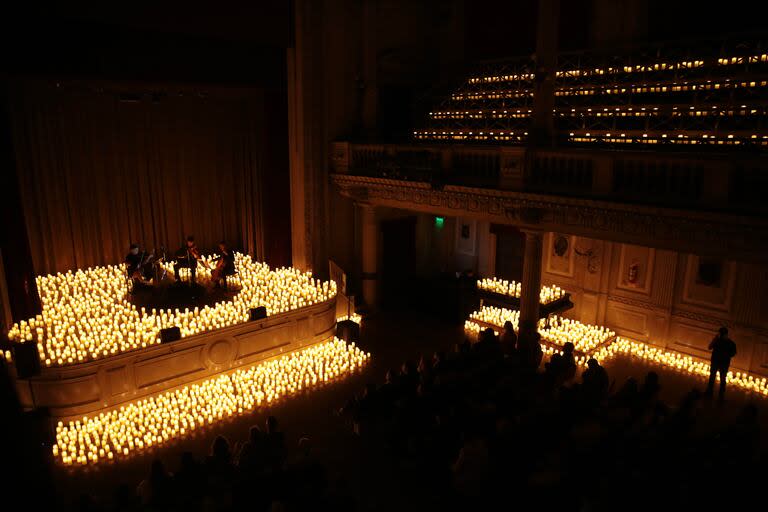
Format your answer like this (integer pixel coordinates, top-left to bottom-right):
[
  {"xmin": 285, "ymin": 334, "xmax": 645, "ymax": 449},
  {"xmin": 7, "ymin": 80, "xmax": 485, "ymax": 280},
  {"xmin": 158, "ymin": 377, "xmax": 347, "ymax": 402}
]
[
  {"xmin": 380, "ymin": 216, "xmax": 417, "ymax": 310},
  {"xmin": 493, "ymin": 225, "xmax": 525, "ymax": 282}
]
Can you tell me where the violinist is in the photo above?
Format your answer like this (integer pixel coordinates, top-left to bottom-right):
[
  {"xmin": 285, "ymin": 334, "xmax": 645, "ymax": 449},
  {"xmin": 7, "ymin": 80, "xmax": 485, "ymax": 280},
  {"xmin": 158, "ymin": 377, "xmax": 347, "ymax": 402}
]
[
  {"xmin": 211, "ymin": 241, "xmax": 236, "ymax": 288},
  {"xmin": 174, "ymin": 235, "xmax": 206, "ymax": 284}
]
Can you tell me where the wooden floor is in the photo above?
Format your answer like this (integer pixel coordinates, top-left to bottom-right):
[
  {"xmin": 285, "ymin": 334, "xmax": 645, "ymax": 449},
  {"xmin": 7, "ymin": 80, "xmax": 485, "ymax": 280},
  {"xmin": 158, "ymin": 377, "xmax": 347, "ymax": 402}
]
[
  {"xmin": 53, "ymin": 309, "xmax": 768, "ymax": 508},
  {"xmin": 128, "ymin": 277, "xmax": 240, "ymax": 312}
]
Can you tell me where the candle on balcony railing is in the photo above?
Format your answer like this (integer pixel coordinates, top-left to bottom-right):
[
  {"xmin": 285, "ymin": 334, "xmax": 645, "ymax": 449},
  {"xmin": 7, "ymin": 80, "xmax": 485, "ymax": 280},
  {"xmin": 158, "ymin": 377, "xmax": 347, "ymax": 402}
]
[
  {"xmin": 6, "ymin": 254, "xmax": 337, "ymax": 367},
  {"xmin": 52, "ymin": 338, "xmax": 370, "ymax": 466}
]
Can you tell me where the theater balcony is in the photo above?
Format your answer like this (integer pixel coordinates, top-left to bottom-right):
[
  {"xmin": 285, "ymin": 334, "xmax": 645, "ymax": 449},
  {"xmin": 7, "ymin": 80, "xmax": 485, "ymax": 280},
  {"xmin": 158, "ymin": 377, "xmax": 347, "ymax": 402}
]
[{"xmin": 331, "ymin": 36, "xmax": 768, "ymax": 260}]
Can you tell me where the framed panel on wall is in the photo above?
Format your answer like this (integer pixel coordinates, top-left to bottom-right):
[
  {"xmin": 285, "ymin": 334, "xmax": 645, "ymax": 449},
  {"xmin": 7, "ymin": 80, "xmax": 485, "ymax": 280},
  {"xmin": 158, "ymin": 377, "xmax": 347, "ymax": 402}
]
[
  {"xmin": 616, "ymin": 244, "xmax": 655, "ymax": 295},
  {"xmin": 682, "ymin": 255, "xmax": 735, "ymax": 311},
  {"xmin": 546, "ymin": 233, "xmax": 575, "ymax": 277},
  {"xmin": 455, "ymin": 218, "xmax": 477, "ymax": 256}
]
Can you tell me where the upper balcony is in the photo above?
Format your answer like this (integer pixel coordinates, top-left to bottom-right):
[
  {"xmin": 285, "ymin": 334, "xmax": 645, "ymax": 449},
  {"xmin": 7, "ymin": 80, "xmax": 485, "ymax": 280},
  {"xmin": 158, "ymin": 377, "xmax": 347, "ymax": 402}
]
[
  {"xmin": 414, "ymin": 36, "xmax": 768, "ymax": 151},
  {"xmin": 330, "ymin": 141, "xmax": 768, "ymax": 215},
  {"xmin": 332, "ymin": 37, "xmax": 768, "ymax": 216}
]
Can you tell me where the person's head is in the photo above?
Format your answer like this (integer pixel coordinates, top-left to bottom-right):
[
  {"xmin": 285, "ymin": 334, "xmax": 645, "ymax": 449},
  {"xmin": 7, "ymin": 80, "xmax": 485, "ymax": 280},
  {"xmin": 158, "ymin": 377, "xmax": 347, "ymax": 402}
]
[
  {"xmin": 129, "ymin": 243, "xmax": 139, "ymax": 255},
  {"xmin": 266, "ymin": 415, "xmax": 279, "ymax": 434},
  {"xmin": 150, "ymin": 458, "xmax": 166, "ymax": 480},
  {"xmin": 644, "ymin": 371, "xmax": 659, "ymax": 386},
  {"xmin": 503, "ymin": 321, "xmax": 514, "ymax": 332},
  {"xmin": 211, "ymin": 435, "xmax": 230, "ymax": 460},
  {"xmin": 563, "ymin": 342, "xmax": 575, "ymax": 354},
  {"xmin": 719, "ymin": 326, "xmax": 729, "ymax": 337},
  {"xmin": 218, "ymin": 241, "xmax": 228, "ymax": 252},
  {"xmin": 186, "ymin": 235, "xmax": 195, "ymax": 247},
  {"xmin": 587, "ymin": 358, "xmax": 599, "ymax": 370}
]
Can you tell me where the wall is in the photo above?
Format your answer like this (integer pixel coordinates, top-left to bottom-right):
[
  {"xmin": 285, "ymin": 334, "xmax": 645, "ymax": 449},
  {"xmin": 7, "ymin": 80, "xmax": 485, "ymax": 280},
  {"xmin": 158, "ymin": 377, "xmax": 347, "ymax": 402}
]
[{"xmin": 539, "ymin": 233, "xmax": 768, "ymax": 375}]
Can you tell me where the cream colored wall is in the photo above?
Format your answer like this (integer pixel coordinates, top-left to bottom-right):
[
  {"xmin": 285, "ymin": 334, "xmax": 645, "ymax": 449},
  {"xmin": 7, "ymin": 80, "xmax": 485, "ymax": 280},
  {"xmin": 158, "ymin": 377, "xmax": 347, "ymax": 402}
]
[{"xmin": 539, "ymin": 233, "xmax": 768, "ymax": 375}]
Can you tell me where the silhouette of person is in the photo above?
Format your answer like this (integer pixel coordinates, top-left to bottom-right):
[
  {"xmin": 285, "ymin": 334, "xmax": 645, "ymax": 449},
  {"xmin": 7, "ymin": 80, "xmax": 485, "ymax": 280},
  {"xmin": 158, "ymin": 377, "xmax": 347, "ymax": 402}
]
[
  {"xmin": 500, "ymin": 320, "xmax": 518, "ymax": 356},
  {"xmin": 705, "ymin": 326, "xmax": 737, "ymax": 400}
]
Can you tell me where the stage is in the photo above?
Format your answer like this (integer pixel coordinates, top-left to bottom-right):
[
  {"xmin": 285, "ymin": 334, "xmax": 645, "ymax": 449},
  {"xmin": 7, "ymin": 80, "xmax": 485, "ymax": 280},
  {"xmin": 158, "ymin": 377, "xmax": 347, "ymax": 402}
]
[
  {"xmin": 12, "ymin": 296, "xmax": 337, "ymax": 419},
  {"xmin": 6, "ymin": 255, "xmax": 343, "ymax": 419}
]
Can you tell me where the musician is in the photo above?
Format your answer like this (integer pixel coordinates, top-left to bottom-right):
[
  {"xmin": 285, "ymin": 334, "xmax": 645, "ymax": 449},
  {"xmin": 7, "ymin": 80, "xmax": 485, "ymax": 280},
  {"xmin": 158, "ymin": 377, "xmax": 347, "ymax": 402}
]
[
  {"xmin": 211, "ymin": 241, "xmax": 236, "ymax": 288},
  {"xmin": 174, "ymin": 235, "xmax": 204, "ymax": 284},
  {"xmin": 125, "ymin": 243, "xmax": 153, "ymax": 284}
]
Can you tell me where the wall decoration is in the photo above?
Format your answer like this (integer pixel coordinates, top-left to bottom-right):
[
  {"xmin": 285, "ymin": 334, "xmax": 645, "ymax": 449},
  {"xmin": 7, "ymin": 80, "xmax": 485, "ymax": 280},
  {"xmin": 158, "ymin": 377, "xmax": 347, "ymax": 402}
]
[
  {"xmin": 695, "ymin": 258, "xmax": 723, "ymax": 287},
  {"xmin": 455, "ymin": 218, "xmax": 476, "ymax": 256},
  {"xmin": 682, "ymin": 255, "xmax": 734, "ymax": 311},
  {"xmin": 617, "ymin": 244, "xmax": 655, "ymax": 294},
  {"xmin": 574, "ymin": 243, "xmax": 600, "ymax": 274},
  {"xmin": 546, "ymin": 233, "xmax": 575, "ymax": 277}
]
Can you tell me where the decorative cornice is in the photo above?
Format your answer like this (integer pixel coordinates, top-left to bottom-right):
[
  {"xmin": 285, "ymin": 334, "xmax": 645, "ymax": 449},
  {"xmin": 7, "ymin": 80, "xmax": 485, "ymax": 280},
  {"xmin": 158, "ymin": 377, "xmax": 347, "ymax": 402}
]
[{"xmin": 332, "ymin": 174, "xmax": 768, "ymax": 262}]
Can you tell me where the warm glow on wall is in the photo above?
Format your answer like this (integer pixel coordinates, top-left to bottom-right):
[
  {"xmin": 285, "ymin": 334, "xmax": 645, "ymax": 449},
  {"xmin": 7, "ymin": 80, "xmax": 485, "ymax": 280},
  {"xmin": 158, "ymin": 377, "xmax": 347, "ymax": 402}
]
[
  {"xmin": 7, "ymin": 254, "xmax": 336, "ymax": 367},
  {"xmin": 52, "ymin": 338, "xmax": 369, "ymax": 466}
]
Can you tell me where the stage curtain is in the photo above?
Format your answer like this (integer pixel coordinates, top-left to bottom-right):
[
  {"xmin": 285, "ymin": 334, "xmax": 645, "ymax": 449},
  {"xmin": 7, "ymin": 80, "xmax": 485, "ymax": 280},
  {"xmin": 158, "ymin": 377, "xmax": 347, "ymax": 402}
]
[{"xmin": 8, "ymin": 80, "xmax": 267, "ymax": 275}]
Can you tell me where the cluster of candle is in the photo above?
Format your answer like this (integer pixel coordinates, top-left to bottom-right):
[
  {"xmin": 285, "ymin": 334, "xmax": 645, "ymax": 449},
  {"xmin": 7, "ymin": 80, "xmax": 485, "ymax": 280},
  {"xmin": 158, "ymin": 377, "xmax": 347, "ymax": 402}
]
[
  {"xmin": 465, "ymin": 306, "xmax": 613, "ymax": 354},
  {"xmin": 6, "ymin": 254, "xmax": 337, "ymax": 367},
  {"xmin": 53, "ymin": 337, "xmax": 370, "ymax": 466},
  {"xmin": 337, "ymin": 313, "xmax": 362, "ymax": 324},
  {"xmin": 465, "ymin": 304, "xmax": 768, "ymax": 397},
  {"xmin": 477, "ymin": 277, "xmax": 566, "ymax": 305},
  {"xmin": 592, "ymin": 338, "xmax": 768, "ymax": 396},
  {"xmin": 158, "ymin": 255, "xmax": 241, "ymax": 288}
]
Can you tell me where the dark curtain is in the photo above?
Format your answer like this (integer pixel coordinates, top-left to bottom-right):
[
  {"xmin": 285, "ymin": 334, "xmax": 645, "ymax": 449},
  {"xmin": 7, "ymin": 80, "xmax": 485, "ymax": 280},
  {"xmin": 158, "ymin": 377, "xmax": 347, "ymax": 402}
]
[{"xmin": 9, "ymin": 80, "xmax": 266, "ymax": 275}]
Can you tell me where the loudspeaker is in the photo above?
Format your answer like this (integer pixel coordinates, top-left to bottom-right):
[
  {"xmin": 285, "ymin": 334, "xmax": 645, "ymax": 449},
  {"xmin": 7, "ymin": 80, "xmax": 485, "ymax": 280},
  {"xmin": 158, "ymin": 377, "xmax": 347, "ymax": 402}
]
[
  {"xmin": 336, "ymin": 319, "xmax": 360, "ymax": 344},
  {"xmin": 160, "ymin": 326, "xmax": 181, "ymax": 344},
  {"xmin": 12, "ymin": 342, "xmax": 41, "ymax": 379},
  {"xmin": 249, "ymin": 306, "xmax": 267, "ymax": 321}
]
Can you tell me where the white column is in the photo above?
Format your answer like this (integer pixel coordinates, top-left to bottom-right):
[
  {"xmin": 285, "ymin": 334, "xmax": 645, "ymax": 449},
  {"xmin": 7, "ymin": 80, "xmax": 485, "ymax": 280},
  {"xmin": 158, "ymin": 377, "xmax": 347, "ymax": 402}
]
[
  {"xmin": 359, "ymin": 203, "xmax": 378, "ymax": 308},
  {"xmin": 519, "ymin": 230, "xmax": 544, "ymax": 341}
]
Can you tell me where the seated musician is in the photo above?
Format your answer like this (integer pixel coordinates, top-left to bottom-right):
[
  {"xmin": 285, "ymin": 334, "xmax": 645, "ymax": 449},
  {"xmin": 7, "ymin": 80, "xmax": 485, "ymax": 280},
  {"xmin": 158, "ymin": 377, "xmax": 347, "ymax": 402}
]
[
  {"xmin": 211, "ymin": 241, "xmax": 236, "ymax": 288},
  {"xmin": 174, "ymin": 235, "xmax": 204, "ymax": 284},
  {"xmin": 125, "ymin": 243, "xmax": 153, "ymax": 284}
]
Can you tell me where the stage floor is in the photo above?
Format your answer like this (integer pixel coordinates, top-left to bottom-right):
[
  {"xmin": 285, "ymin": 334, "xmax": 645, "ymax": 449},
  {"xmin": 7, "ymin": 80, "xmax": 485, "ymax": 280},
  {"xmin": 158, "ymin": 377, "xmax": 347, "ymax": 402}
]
[{"xmin": 128, "ymin": 278, "xmax": 241, "ymax": 312}]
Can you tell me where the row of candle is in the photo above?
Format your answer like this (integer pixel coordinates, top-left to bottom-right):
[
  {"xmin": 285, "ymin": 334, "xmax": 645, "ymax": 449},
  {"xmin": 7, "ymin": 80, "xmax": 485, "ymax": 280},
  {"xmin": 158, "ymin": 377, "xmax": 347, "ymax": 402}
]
[
  {"xmin": 546, "ymin": 337, "xmax": 768, "ymax": 397},
  {"xmin": 7, "ymin": 254, "xmax": 337, "ymax": 367},
  {"xmin": 465, "ymin": 305, "xmax": 614, "ymax": 354},
  {"xmin": 466, "ymin": 55, "xmax": 760, "ymax": 84},
  {"xmin": 53, "ymin": 338, "xmax": 370, "ymax": 466},
  {"xmin": 337, "ymin": 313, "xmax": 362, "ymax": 324},
  {"xmin": 464, "ymin": 304, "xmax": 768, "ymax": 397},
  {"xmin": 477, "ymin": 277, "xmax": 566, "ymax": 305}
]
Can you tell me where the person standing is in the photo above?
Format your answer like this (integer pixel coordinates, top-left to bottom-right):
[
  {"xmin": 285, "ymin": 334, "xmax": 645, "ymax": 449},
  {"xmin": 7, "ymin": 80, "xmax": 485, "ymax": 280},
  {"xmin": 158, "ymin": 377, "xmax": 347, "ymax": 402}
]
[{"xmin": 705, "ymin": 327, "xmax": 737, "ymax": 400}]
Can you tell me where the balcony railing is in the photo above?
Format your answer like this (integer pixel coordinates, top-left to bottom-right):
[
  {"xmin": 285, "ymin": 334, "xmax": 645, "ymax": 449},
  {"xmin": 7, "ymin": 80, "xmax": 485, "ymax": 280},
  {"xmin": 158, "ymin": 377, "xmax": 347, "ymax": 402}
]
[{"xmin": 331, "ymin": 141, "xmax": 767, "ymax": 213}]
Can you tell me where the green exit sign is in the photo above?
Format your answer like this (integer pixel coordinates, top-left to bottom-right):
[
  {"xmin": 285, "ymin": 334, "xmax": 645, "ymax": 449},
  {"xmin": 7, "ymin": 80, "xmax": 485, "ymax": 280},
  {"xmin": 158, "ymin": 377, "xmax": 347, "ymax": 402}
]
[{"xmin": 434, "ymin": 216, "xmax": 445, "ymax": 228}]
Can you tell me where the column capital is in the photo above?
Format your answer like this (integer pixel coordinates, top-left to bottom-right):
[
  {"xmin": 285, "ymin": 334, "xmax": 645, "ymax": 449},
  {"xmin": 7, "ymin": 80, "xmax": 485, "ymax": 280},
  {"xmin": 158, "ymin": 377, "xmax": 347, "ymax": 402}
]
[
  {"xmin": 520, "ymin": 228, "xmax": 545, "ymax": 239},
  {"xmin": 355, "ymin": 201, "xmax": 375, "ymax": 210}
]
